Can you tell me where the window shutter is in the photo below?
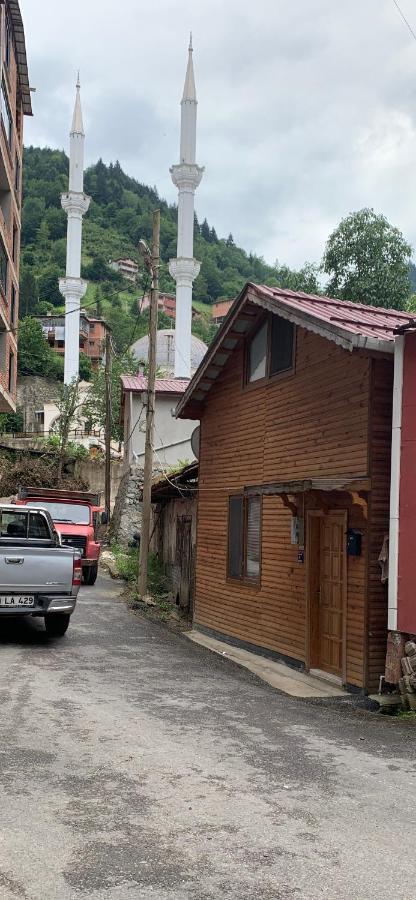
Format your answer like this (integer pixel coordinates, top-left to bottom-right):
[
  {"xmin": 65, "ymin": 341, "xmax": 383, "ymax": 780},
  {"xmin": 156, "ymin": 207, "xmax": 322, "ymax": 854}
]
[
  {"xmin": 270, "ymin": 315, "xmax": 294, "ymax": 375},
  {"xmin": 246, "ymin": 496, "xmax": 261, "ymax": 579},
  {"xmin": 228, "ymin": 496, "xmax": 244, "ymax": 578}
]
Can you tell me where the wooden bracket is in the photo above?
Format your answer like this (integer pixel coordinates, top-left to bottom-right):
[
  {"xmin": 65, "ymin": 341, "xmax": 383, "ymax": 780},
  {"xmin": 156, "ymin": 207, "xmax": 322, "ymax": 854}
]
[{"xmin": 281, "ymin": 493, "xmax": 298, "ymax": 516}]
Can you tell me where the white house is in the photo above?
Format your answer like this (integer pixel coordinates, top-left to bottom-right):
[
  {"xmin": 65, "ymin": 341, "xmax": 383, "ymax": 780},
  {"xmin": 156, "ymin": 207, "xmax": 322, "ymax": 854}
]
[{"xmin": 121, "ymin": 375, "xmax": 196, "ymax": 469}]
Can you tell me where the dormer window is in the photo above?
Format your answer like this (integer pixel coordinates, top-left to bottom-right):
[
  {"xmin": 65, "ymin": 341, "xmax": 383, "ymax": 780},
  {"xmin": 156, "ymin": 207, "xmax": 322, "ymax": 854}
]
[{"xmin": 247, "ymin": 313, "xmax": 295, "ymax": 384}]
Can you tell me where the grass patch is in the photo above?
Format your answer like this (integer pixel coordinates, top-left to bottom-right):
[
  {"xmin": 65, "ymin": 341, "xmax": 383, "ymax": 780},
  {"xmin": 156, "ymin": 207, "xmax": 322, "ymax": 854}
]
[
  {"xmin": 192, "ymin": 300, "xmax": 212, "ymax": 317},
  {"xmin": 111, "ymin": 545, "xmax": 169, "ymax": 596},
  {"xmin": 110, "ymin": 545, "xmax": 189, "ymax": 628},
  {"xmin": 112, "ymin": 544, "xmax": 137, "ymax": 583}
]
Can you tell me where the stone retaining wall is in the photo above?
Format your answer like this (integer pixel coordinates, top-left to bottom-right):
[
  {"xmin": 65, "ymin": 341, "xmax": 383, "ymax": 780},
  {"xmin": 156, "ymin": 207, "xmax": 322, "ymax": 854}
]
[{"xmin": 110, "ymin": 465, "xmax": 144, "ymax": 546}]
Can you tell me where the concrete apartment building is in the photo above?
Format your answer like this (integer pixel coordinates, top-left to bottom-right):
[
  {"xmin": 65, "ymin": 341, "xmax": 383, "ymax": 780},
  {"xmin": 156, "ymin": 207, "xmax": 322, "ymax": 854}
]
[
  {"xmin": 0, "ymin": 1, "xmax": 31, "ymax": 412},
  {"xmin": 36, "ymin": 311, "xmax": 110, "ymax": 371}
]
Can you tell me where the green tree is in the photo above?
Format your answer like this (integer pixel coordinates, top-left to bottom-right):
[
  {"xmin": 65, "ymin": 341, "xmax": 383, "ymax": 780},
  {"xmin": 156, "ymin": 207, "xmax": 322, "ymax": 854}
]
[
  {"xmin": 273, "ymin": 262, "xmax": 320, "ymax": 294},
  {"xmin": 53, "ymin": 380, "xmax": 82, "ymax": 480},
  {"xmin": 17, "ymin": 316, "xmax": 65, "ymax": 381},
  {"xmin": 19, "ymin": 268, "xmax": 39, "ymax": 317},
  {"xmin": 45, "ymin": 207, "xmax": 67, "ymax": 241},
  {"xmin": 200, "ymin": 218, "xmax": 210, "ymax": 241},
  {"xmin": 38, "ymin": 265, "xmax": 63, "ymax": 306},
  {"xmin": 17, "ymin": 317, "xmax": 51, "ymax": 376},
  {"xmin": 21, "ymin": 197, "xmax": 45, "ymax": 244},
  {"xmin": 322, "ymin": 208, "xmax": 412, "ymax": 309},
  {"xmin": 83, "ymin": 351, "xmax": 137, "ymax": 442},
  {"xmin": 79, "ymin": 352, "xmax": 92, "ymax": 381},
  {"xmin": 0, "ymin": 408, "xmax": 24, "ymax": 433}
]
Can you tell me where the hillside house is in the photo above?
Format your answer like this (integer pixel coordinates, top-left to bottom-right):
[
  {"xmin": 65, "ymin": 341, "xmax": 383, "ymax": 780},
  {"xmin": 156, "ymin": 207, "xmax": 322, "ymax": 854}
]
[
  {"xmin": 36, "ymin": 312, "xmax": 110, "ymax": 370},
  {"xmin": 140, "ymin": 292, "xmax": 200, "ymax": 321},
  {"xmin": 109, "ymin": 257, "xmax": 138, "ymax": 282},
  {"xmin": 176, "ymin": 282, "xmax": 415, "ymax": 694},
  {"xmin": 212, "ymin": 299, "xmax": 234, "ymax": 325},
  {"xmin": 121, "ymin": 375, "xmax": 198, "ymax": 469}
]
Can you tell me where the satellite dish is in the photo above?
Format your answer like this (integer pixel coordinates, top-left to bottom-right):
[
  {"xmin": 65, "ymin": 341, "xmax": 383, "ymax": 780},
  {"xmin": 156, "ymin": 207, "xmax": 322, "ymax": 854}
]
[{"xmin": 191, "ymin": 426, "xmax": 200, "ymax": 459}]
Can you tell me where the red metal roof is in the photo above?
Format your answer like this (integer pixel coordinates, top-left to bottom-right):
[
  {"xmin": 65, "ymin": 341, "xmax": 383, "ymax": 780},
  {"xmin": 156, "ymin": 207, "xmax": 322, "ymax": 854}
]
[
  {"xmin": 254, "ymin": 284, "xmax": 412, "ymax": 343},
  {"xmin": 176, "ymin": 281, "xmax": 416, "ymax": 419},
  {"xmin": 121, "ymin": 375, "xmax": 190, "ymax": 394}
]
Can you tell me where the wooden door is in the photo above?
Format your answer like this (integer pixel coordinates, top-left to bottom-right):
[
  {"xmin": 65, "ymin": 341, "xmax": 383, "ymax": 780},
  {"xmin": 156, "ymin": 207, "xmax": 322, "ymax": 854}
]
[
  {"xmin": 318, "ymin": 513, "xmax": 346, "ymax": 676},
  {"xmin": 175, "ymin": 517, "xmax": 193, "ymax": 611}
]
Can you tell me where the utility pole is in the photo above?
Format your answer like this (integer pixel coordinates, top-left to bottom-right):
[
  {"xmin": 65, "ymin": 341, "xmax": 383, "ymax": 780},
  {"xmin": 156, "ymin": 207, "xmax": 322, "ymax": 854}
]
[
  {"xmin": 138, "ymin": 209, "xmax": 160, "ymax": 598},
  {"xmin": 104, "ymin": 330, "xmax": 112, "ymax": 519}
]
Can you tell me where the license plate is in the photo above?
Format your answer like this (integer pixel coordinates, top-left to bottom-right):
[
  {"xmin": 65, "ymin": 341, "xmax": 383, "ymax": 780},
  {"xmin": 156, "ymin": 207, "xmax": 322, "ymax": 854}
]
[{"xmin": 0, "ymin": 595, "xmax": 35, "ymax": 607}]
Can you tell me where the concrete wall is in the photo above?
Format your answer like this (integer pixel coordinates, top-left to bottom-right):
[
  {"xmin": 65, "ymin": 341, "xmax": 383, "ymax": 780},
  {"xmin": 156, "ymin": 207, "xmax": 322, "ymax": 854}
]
[
  {"xmin": 125, "ymin": 392, "xmax": 196, "ymax": 469},
  {"xmin": 74, "ymin": 458, "xmax": 124, "ymax": 508}
]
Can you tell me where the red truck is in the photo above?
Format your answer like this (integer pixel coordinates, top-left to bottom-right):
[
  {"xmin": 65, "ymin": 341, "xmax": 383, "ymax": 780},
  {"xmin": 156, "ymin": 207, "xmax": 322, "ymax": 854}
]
[{"xmin": 16, "ymin": 487, "xmax": 108, "ymax": 586}]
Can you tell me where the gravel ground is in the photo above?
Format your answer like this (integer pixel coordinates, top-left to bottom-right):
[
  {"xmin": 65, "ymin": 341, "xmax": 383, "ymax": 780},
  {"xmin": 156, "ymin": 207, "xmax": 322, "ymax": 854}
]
[{"xmin": 0, "ymin": 570, "xmax": 415, "ymax": 900}]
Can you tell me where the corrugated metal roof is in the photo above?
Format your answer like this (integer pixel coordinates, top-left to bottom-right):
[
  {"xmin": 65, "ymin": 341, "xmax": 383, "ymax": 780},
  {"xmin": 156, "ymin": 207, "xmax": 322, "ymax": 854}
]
[
  {"xmin": 121, "ymin": 375, "xmax": 190, "ymax": 394},
  {"xmin": 176, "ymin": 281, "xmax": 416, "ymax": 419},
  {"xmin": 254, "ymin": 284, "xmax": 411, "ymax": 343}
]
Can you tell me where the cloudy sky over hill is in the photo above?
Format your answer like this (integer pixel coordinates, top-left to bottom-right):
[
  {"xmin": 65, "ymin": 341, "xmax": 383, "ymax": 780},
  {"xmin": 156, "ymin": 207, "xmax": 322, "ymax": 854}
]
[{"xmin": 21, "ymin": 0, "xmax": 416, "ymax": 268}]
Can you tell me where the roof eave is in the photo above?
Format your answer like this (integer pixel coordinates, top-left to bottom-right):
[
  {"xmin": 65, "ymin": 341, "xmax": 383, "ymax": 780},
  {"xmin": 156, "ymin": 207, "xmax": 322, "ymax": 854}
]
[{"xmin": 9, "ymin": 1, "xmax": 32, "ymax": 116}]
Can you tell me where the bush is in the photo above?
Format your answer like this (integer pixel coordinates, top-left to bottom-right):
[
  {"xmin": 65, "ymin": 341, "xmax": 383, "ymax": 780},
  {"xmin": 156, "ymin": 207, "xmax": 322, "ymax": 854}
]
[
  {"xmin": 0, "ymin": 408, "xmax": 24, "ymax": 434},
  {"xmin": 112, "ymin": 545, "xmax": 137, "ymax": 583}
]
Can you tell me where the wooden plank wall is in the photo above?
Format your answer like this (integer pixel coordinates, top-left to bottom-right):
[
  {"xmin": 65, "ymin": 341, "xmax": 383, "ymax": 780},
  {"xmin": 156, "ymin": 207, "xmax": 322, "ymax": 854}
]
[
  {"xmin": 366, "ymin": 358, "xmax": 393, "ymax": 691},
  {"xmin": 196, "ymin": 325, "xmax": 371, "ymax": 683}
]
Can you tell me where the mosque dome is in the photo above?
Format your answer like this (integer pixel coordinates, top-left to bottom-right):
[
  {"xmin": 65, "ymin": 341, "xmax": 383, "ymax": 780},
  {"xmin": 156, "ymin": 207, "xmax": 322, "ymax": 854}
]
[{"xmin": 130, "ymin": 329, "xmax": 207, "ymax": 375}]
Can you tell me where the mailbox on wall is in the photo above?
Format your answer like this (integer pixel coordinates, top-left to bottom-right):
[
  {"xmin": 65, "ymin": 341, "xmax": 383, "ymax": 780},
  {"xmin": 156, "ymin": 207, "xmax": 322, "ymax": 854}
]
[{"xmin": 347, "ymin": 529, "xmax": 362, "ymax": 557}]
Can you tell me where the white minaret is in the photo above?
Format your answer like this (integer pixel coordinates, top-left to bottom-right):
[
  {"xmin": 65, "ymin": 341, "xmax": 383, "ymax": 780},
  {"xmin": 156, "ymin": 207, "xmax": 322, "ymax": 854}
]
[
  {"xmin": 169, "ymin": 36, "xmax": 204, "ymax": 379},
  {"xmin": 60, "ymin": 76, "xmax": 91, "ymax": 384}
]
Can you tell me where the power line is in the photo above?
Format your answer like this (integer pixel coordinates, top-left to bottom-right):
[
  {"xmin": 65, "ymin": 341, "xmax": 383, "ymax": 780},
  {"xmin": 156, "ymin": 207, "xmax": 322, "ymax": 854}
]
[{"xmin": 392, "ymin": 0, "xmax": 416, "ymax": 43}]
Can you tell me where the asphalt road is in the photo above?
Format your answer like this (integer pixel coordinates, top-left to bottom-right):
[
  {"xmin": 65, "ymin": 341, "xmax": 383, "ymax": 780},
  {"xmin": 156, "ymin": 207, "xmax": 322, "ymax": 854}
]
[{"xmin": 0, "ymin": 571, "xmax": 415, "ymax": 900}]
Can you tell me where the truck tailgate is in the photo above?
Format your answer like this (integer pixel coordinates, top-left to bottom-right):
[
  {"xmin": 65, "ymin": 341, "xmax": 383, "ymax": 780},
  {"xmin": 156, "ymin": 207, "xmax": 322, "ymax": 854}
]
[{"xmin": 0, "ymin": 547, "xmax": 75, "ymax": 593}]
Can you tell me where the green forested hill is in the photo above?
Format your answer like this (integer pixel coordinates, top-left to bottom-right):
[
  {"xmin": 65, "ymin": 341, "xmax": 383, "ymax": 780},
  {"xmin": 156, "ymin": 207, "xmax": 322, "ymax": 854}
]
[{"xmin": 20, "ymin": 147, "xmax": 319, "ymax": 352}]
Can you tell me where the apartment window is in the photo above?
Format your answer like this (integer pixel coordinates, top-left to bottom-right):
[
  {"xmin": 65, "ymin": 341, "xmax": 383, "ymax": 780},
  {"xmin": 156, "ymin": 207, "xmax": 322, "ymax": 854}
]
[
  {"xmin": 8, "ymin": 350, "xmax": 14, "ymax": 394},
  {"xmin": 0, "ymin": 236, "xmax": 8, "ymax": 296},
  {"xmin": 12, "ymin": 223, "xmax": 17, "ymax": 263},
  {"xmin": 247, "ymin": 314, "xmax": 295, "ymax": 384},
  {"xmin": 14, "ymin": 154, "xmax": 20, "ymax": 195},
  {"xmin": 1, "ymin": 81, "xmax": 12, "ymax": 147},
  {"xmin": 228, "ymin": 494, "xmax": 261, "ymax": 583},
  {"xmin": 10, "ymin": 284, "xmax": 16, "ymax": 324},
  {"xmin": 5, "ymin": 16, "xmax": 11, "ymax": 69}
]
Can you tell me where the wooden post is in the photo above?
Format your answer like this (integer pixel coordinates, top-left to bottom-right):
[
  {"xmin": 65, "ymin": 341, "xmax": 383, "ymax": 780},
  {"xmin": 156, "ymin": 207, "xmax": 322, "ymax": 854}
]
[
  {"xmin": 104, "ymin": 330, "xmax": 112, "ymax": 519},
  {"xmin": 138, "ymin": 209, "xmax": 160, "ymax": 598}
]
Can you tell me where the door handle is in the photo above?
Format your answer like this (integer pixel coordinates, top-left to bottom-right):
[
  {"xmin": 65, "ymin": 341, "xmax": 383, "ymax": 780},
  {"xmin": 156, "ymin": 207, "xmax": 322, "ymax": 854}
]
[{"xmin": 4, "ymin": 557, "xmax": 24, "ymax": 565}]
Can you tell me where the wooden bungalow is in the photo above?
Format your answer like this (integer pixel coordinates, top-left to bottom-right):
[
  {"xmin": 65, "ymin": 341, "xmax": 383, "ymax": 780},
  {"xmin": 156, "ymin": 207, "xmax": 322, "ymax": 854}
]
[{"xmin": 176, "ymin": 283, "xmax": 414, "ymax": 693}]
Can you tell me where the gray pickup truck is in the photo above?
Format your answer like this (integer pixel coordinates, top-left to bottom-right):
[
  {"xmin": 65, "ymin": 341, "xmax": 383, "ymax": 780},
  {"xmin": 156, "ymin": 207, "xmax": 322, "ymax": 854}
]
[{"xmin": 0, "ymin": 504, "xmax": 82, "ymax": 636}]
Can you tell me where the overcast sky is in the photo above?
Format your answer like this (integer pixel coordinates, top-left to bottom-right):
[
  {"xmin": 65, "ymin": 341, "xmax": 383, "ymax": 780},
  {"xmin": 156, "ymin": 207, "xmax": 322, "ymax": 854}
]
[{"xmin": 20, "ymin": 0, "xmax": 416, "ymax": 268}]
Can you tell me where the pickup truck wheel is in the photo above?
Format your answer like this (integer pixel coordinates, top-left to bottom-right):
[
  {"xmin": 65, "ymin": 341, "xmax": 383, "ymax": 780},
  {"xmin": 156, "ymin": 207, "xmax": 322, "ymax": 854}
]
[
  {"xmin": 83, "ymin": 564, "xmax": 98, "ymax": 586},
  {"xmin": 45, "ymin": 614, "xmax": 70, "ymax": 637}
]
